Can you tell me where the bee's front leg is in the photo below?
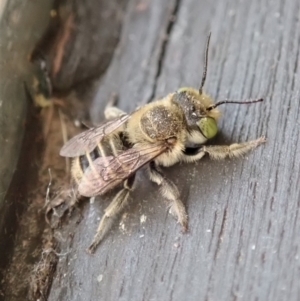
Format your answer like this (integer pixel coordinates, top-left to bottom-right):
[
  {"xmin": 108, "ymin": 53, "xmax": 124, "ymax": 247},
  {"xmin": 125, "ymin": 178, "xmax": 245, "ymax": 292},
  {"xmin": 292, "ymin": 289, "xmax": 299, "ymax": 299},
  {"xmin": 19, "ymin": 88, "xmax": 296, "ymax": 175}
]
[
  {"xmin": 87, "ymin": 174, "xmax": 135, "ymax": 254},
  {"xmin": 202, "ymin": 136, "xmax": 266, "ymax": 160},
  {"xmin": 104, "ymin": 93, "xmax": 127, "ymax": 120},
  {"xmin": 181, "ymin": 136, "xmax": 266, "ymax": 162},
  {"xmin": 148, "ymin": 162, "xmax": 188, "ymax": 231}
]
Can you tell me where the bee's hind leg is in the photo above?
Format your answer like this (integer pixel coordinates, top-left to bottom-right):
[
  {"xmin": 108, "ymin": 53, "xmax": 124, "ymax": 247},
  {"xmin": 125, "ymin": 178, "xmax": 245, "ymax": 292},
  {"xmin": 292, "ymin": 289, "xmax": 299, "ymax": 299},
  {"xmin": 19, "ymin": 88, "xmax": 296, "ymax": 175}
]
[
  {"xmin": 148, "ymin": 162, "xmax": 188, "ymax": 232},
  {"xmin": 87, "ymin": 174, "xmax": 135, "ymax": 254},
  {"xmin": 104, "ymin": 93, "xmax": 126, "ymax": 120}
]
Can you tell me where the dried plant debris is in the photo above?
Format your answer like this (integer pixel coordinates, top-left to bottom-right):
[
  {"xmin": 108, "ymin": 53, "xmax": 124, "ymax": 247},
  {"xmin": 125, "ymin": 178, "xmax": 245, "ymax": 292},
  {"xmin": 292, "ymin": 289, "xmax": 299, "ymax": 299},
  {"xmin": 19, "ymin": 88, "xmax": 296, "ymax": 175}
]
[
  {"xmin": 2, "ymin": 86, "xmax": 81, "ymax": 300},
  {"xmin": 29, "ymin": 243, "xmax": 58, "ymax": 301},
  {"xmin": 45, "ymin": 184, "xmax": 81, "ymax": 228}
]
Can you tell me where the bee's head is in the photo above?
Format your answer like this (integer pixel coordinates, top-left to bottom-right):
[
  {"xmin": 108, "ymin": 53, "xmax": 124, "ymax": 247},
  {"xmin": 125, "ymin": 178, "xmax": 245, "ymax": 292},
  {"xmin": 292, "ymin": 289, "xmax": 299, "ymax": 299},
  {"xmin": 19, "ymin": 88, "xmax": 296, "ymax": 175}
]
[
  {"xmin": 173, "ymin": 33, "xmax": 263, "ymax": 141},
  {"xmin": 174, "ymin": 87, "xmax": 220, "ymax": 139}
]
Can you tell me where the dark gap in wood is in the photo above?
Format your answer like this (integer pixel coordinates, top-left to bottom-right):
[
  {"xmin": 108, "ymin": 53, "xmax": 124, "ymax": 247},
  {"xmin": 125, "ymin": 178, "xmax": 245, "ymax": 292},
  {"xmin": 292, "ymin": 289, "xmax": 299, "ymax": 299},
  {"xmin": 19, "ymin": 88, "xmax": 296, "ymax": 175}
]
[
  {"xmin": 147, "ymin": 0, "xmax": 182, "ymax": 103},
  {"xmin": 0, "ymin": 90, "xmax": 44, "ymax": 301}
]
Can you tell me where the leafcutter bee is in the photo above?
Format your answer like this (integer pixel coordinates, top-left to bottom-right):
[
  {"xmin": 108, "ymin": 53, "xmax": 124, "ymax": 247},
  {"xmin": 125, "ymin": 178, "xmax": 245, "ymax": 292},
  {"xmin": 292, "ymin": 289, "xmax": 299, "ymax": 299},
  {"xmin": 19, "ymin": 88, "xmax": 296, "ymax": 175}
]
[{"xmin": 58, "ymin": 34, "xmax": 266, "ymax": 253}]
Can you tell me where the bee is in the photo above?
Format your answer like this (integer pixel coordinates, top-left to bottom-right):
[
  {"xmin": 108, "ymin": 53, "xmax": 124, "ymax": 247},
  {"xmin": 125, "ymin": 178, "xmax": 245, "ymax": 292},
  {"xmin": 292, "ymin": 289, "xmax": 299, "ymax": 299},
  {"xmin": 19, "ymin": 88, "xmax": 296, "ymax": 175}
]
[{"xmin": 58, "ymin": 34, "xmax": 266, "ymax": 253}]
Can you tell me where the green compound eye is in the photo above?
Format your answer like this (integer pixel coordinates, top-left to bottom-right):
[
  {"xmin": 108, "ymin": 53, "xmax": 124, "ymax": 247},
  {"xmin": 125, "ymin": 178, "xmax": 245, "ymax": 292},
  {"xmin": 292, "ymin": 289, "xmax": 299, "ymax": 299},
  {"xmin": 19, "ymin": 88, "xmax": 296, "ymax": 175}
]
[{"xmin": 197, "ymin": 117, "xmax": 218, "ymax": 139}]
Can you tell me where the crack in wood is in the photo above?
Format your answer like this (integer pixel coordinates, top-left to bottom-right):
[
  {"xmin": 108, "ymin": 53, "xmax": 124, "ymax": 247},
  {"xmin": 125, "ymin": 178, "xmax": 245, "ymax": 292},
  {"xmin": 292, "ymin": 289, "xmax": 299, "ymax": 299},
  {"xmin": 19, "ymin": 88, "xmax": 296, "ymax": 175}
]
[
  {"xmin": 214, "ymin": 206, "xmax": 228, "ymax": 261},
  {"xmin": 147, "ymin": 0, "xmax": 182, "ymax": 103}
]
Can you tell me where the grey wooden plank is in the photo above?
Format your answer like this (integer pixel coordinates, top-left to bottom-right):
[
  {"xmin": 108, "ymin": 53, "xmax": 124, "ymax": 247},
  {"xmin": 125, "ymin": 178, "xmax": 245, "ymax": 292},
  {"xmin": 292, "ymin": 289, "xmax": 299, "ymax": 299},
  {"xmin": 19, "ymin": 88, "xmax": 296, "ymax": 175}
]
[
  {"xmin": 30, "ymin": 0, "xmax": 128, "ymax": 93},
  {"xmin": 0, "ymin": 0, "xmax": 127, "ymax": 300},
  {"xmin": 0, "ymin": 0, "xmax": 55, "ymax": 298},
  {"xmin": 90, "ymin": 0, "xmax": 178, "ymax": 119},
  {"xmin": 47, "ymin": 0, "xmax": 300, "ymax": 300},
  {"xmin": 0, "ymin": 0, "xmax": 53, "ymax": 223}
]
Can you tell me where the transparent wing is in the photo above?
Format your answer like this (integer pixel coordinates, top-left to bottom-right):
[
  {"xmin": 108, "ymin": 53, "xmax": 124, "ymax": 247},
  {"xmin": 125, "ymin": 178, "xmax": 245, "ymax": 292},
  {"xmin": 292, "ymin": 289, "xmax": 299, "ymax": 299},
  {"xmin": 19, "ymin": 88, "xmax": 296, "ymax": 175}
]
[
  {"xmin": 60, "ymin": 114, "xmax": 129, "ymax": 157},
  {"xmin": 78, "ymin": 143, "xmax": 167, "ymax": 197}
]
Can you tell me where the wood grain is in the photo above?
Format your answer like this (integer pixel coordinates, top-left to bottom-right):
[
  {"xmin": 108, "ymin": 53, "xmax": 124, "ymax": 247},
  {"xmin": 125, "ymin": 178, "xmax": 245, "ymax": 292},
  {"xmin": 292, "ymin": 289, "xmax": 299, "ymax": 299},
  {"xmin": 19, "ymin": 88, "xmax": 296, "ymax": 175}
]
[{"xmin": 45, "ymin": 0, "xmax": 300, "ymax": 300}]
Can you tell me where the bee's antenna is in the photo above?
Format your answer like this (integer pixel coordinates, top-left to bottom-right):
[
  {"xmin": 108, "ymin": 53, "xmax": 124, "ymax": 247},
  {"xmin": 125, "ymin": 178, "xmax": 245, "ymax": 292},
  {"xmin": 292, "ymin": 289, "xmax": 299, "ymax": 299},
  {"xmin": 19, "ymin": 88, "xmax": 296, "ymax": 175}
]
[
  {"xmin": 207, "ymin": 98, "xmax": 263, "ymax": 110},
  {"xmin": 199, "ymin": 32, "xmax": 211, "ymax": 95}
]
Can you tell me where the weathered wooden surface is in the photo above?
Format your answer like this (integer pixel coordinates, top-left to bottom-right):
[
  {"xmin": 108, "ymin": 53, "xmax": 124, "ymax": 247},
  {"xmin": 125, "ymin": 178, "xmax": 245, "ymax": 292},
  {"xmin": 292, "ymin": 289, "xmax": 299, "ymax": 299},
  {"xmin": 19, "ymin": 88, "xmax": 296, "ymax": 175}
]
[
  {"xmin": 0, "ymin": 0, "xmax": 53, "ymax": 225},
  {"xmin": 30, "ymin": 0, "xmax": 127, "ymax": 93},
  {"xmin": 0, "ymin": 0, "xmax": 54, "ymax": 294},
  {"xmin": 46, "ymin": 0, "xmax": 300, "ymax": 300},
  {"xmin": 0, "ymin": 0, "xmax": 126, "ymax": 300},
  {"xmin": 3, "ymin": 0, "xmax": 300, "ymax": 299}
]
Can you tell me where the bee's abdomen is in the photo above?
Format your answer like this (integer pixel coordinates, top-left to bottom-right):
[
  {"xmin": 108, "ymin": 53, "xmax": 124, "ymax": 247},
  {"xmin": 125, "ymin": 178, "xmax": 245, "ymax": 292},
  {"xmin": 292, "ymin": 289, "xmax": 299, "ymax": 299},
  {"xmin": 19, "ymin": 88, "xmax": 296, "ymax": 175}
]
[
  {"xmin": 71, "ymin": 134, "xmax": 126, "ymax": 184},
  {"xmin": 79, "ymin": 148, "xmax": 100, "ymax": 171}
]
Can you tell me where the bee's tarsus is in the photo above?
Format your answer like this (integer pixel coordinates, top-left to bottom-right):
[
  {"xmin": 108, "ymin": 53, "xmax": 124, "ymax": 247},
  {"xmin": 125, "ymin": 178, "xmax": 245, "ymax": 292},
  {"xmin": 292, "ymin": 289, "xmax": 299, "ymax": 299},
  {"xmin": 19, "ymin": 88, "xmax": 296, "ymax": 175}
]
[{"xmin": 181, "ymin": 224, "xmax": 188, "ymax": 233}]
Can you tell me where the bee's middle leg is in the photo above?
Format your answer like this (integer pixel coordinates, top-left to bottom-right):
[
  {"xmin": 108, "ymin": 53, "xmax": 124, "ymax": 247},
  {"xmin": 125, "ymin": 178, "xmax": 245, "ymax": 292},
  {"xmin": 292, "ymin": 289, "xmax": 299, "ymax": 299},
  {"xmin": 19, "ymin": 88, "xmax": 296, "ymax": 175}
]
[
  {"xmin": 87, "ymin": 174, "xmax": 135, "ymax": 254},
  {"xmin": 148, "ymin": 162, "xmax": 188, "ymax": 231},
  {"xmin": 104, "ymin": 93, "xmax": 126, "ymax": 120}
]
